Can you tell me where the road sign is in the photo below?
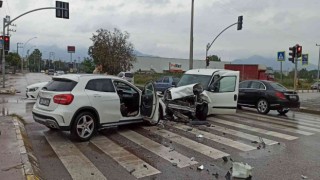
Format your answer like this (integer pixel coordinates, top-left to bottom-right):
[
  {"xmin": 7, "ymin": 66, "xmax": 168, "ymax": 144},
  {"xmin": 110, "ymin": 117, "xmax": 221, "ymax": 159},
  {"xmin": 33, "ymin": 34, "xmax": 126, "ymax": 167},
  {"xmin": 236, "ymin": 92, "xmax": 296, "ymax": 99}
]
[
  {"xmin": 302, "ymin": 54, "xmax": 308, "ymax": 66},
  {"xmin": 277, "ymin": 51, "xmax": 285, "ymax": 61},
  {"xmin": 67, "ymin": 46, "xmax": 75, "ymax": 53}
]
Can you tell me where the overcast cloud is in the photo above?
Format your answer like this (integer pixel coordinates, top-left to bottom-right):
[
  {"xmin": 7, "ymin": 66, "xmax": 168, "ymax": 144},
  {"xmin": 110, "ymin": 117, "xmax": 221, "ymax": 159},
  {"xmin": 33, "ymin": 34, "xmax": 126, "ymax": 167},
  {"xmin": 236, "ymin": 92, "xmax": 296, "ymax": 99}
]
[{"xmin": 2, "ymin": 0, "xmax": 320, "ymax": 64}]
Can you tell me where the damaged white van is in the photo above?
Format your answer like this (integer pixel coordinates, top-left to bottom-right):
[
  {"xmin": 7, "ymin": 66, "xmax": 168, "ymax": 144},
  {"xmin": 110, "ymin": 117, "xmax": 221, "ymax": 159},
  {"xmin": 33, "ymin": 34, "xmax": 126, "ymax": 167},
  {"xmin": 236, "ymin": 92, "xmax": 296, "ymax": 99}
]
[{"xmin": 163, "ymin": 69, "xmax": 240, "ymax": 120}]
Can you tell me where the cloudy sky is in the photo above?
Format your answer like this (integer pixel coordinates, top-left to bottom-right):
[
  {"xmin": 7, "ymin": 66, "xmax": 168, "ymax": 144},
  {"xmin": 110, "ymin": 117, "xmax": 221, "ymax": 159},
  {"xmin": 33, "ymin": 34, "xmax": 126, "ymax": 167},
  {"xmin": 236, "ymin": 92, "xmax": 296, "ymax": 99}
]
[{"xmin": 2, "ymin": 0, "xmax": 320, "ymax": 65}]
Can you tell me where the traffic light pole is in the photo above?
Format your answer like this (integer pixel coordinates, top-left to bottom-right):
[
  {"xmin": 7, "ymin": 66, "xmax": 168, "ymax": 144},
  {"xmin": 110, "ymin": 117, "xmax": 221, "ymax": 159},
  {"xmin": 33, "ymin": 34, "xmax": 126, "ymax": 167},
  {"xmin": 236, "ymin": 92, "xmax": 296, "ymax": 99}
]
[
  {"xmin": 205, "ymin": 22, "xmax": 237, "ymax": 68},
  {"xmin": 294, "ymin": 57, "xmax": 298, "ymax": 92},
  {"xmin": 1, "ymin": 7, "xmax": 66, "ymax": 88}
]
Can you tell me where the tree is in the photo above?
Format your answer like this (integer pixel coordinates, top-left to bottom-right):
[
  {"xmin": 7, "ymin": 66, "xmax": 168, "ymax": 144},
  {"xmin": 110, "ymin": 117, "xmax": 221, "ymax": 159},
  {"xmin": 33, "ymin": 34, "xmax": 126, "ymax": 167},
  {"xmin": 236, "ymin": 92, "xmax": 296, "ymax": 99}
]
[
  {"xmin": 81, "ymin": 57, "xmax": 95, "ymax": 73},
  {"xmin": 27, "ymin": 49, "xmax": 42, "ymax": 72},
  {"xmin": 208, "ymin": 55, "xmax": 221, "ymax": 62},
  {"xmin": 88, "ymin": 28, "xmax": 136, "ymax": 75},
  {"xmin": 6, "ymin": 52, "xmax": 21, "ymax": 74}
]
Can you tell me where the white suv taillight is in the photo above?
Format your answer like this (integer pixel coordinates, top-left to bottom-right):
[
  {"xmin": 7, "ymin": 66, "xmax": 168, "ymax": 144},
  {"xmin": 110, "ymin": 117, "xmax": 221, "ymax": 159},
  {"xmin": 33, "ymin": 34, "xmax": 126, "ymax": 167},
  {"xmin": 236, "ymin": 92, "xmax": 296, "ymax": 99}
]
[{"xmin": 53, "ymin": 94, "xmax": 74, "ymax": 105}]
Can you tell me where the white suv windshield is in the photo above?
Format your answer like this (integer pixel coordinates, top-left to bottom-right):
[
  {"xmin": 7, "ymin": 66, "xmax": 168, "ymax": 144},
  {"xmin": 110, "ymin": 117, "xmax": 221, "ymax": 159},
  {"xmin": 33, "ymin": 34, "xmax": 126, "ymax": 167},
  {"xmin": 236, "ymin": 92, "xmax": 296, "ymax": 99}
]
[{"xmin": 177, "ymin": 74, "xmax": 211, "ymax": 88}]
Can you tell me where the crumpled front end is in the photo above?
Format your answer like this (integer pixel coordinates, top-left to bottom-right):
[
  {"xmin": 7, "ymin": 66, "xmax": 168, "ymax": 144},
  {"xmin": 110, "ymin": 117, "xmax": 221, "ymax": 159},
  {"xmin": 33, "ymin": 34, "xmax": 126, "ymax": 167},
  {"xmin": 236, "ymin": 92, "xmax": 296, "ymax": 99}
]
[{"xmin": 164, "ymin": 83, "xmax": 209, "ymax": 120}]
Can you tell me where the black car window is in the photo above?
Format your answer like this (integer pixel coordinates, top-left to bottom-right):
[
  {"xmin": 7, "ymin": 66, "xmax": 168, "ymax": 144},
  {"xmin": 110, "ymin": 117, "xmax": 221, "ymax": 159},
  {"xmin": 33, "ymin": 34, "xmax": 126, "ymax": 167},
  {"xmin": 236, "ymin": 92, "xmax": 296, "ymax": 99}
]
[
  {"xmin": 173, "ymin": 77, "xmax": 180, "ymax": 83},
  {"xmin": 156, "ymin": 77, "xmax": 163, "ymax": 82},
  {"xmin": 269, "ymin": 82, "xmax": 287, "ymax": 91},
  {"xmin": 163, "ymin": 77, "xmax": 169, "ymax": 83},
  {"xmin": 113, "ymin": 81, "xmax": 138, "ymax": 94},
  {"xmin": 250, "ymin": 81, "xmax": 264, "ymax": 89},
  {"xmin": 43, "ymin": 78, "xmax": 77, "ymax": 92},
  {"xmin": 239, "ymin": 81, "xmax": 250, "ymax": 89},
  {"xmin": 85, "ymin": 79, "xmax": 115, "ymax": 92}
]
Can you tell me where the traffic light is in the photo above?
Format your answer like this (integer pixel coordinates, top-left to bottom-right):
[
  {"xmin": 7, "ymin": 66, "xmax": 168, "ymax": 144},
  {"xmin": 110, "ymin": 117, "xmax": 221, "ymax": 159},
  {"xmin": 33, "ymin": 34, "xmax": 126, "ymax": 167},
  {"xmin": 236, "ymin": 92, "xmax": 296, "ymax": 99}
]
[
  {"xmin": 56, "ymin": 1, "xmax": 69, "ymax": 19},
  {"xmin": 0, "ymin": 1, "xmax": 3, "ymax": 8},
  {"xmin": 288, "ymin": 46, "xmax": 296, "ymax": 63},
  {"xmin": 206, "ymin": 56, "xmax": 209, "ymax": 66},
  {"xmin": 296, "ymin": 45, "xmax": 302, "ymax": 58},
  {"xmin": 237, "ymin": 16, "xmax": 243, "ymax": 30},
  {"xmin": 0, "ymin": 35, "xmax": 10, "ymax": 51}
]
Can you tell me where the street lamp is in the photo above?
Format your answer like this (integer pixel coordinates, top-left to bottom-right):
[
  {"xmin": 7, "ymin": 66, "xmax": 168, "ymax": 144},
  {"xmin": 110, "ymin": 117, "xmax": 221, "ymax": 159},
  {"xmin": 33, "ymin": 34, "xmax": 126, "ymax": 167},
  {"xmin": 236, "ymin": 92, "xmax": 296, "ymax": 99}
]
[
  {"xmin": 316, "ymin": 44, "xmax": 320, "ymax": 84},
  {"xmin": 26, "ymin": 46, "xmax": 36, "ymax": 71},
  {"xmin": 22, "ymin": 36, "xmax": 37, "ymax": 73},
  {"xmin": 189, "ymin": 0, "xmax": 194, "ymax": 70}
]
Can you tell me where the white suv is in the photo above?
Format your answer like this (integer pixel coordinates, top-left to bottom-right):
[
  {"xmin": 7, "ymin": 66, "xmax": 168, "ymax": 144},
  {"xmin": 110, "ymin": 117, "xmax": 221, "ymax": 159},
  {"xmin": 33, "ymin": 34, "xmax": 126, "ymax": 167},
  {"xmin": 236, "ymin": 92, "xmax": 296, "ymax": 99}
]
[{"xmin": 32, "ymin": 74, "xmax": 162, "ymax": 141}]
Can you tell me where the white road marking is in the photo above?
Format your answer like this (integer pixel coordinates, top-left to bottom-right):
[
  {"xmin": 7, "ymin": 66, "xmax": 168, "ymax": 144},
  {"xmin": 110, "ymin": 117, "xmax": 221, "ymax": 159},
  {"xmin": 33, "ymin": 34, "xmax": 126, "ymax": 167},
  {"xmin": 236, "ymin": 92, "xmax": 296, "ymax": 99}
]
[
  {"xmin": 119, "ymin": 130, "xmax": 198, "ymax": 168},
  {"xmin": 44, "ymin": 132, "xmax": 106, "ymax": 180},
  {"xmin": 172, "ymin": 124, "xmax": 256, "ymax": 151},
  {"xmin": 142, "ymin": 126, "xmax": 229, "ymax": 159},
  {"xmin": 171, "ymin": 122, "xmax": 278, "ymax": 145},
  {"xmin": 207, "ymin": 117, "xmax": 298, "ymax": 140},
  {"xmin": 91, "ymin": 136, "xmax": 160, "ymax": 179},
  {"xmin": 236, "ymin": 113, "xmax": 320, "ymax": 133},
  {"xmin": 241, "ymin": 111, "xmax": 320, "ymax": 126},
  {"xmin": 222, "ymin": 114, "xmax": 314, "ymax": 136}
]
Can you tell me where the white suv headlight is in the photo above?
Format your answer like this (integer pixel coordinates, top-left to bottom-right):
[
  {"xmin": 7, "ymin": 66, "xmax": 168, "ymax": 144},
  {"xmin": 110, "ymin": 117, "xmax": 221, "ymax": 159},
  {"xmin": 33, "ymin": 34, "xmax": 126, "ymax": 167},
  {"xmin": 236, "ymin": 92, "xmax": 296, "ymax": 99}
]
[{"xmin": 28, "ymin": 87, "xmax": 39, "ymax": 92}]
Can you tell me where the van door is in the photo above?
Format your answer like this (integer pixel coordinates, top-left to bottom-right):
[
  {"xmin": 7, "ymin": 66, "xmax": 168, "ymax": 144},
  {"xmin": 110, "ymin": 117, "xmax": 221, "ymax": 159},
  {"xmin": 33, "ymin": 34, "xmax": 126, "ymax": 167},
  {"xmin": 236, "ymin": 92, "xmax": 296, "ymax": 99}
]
[{"xmin": 206, "ymin": 71, "xmax": 240, "ymax": 114}]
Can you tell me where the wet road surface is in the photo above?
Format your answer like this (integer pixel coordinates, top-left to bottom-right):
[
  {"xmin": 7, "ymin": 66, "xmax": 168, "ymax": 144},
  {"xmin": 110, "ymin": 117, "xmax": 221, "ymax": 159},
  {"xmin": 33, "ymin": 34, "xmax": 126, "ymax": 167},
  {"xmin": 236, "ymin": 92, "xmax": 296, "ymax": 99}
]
[{"xmin": 2, "ymin": 73, "xmax": 320, "ymax": 180}]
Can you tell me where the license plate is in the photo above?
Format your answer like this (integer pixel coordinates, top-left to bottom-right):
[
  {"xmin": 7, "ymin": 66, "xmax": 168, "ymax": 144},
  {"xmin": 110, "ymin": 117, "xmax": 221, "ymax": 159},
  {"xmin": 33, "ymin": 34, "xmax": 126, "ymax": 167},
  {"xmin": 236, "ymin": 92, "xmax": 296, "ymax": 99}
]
[
  {"xmin": 39, "ymin": 98, "xmax": 50, "ymax": 106},
  {"xmin": 290, "ymin": 95, "xmax": 297, "ymax": 99}
]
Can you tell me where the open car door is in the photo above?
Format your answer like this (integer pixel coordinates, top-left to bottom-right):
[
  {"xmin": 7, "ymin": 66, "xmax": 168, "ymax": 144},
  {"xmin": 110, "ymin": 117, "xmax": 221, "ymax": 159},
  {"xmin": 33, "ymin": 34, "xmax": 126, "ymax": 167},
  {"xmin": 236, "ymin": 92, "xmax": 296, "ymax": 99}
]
[
  {"xmin": 206, "ymin": 70, "xmax": 240, "ymax": 114},
  {"xmin": 140, "ymin": 82, "xmax": 160, "ymax": 124}
]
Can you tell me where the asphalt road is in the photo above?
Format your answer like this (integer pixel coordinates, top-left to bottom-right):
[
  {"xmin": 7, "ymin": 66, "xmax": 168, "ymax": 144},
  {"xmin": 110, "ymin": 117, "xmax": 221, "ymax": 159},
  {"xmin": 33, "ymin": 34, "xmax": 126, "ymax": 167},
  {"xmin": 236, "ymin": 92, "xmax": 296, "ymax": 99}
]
[{"xmin": 2, "ymin": 73, "xmax": 320, "ymax": 180}]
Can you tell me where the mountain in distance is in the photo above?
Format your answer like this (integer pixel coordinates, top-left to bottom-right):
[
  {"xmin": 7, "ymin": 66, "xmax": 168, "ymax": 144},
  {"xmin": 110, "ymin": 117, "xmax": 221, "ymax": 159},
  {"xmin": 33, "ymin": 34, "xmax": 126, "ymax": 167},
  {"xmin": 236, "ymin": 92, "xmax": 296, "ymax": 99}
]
[{"xmin": 232, "ymin": 55, "xmax": 318, "ymax": 71}]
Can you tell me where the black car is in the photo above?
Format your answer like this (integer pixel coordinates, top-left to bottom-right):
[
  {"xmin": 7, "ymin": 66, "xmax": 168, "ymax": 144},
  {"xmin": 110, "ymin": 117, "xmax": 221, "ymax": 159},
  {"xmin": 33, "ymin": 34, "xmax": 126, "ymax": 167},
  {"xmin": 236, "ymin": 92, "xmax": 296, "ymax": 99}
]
[{"xmin": 237, "ymin": 80, "xmax": 300, "ymax": 115}]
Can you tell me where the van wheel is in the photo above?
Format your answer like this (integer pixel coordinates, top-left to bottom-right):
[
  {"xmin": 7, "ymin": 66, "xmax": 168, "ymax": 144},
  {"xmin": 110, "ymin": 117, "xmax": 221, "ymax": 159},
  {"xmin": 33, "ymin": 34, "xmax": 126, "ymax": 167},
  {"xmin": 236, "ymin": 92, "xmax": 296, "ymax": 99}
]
[
  {"xmin": 71, "ymin": 111, "xmax": 97, "ymax": 141},
  {"xmin": 256, "ymin": 99, "xmax": 270, "ymax": 114},
  {"xmin": 196, "ymin": 103, "xmax": 208, "ymax": 121}
]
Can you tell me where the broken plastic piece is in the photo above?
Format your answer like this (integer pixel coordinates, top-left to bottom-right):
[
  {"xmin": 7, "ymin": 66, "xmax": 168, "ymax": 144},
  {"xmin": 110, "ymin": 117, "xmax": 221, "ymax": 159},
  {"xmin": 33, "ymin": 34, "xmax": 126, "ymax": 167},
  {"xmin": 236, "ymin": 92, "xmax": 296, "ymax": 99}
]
[
  {"xmin": 196, "ymin": 134, "xmax": 203, "ymax": 138},
  {"xmin": 197, "ymin": 165, "xmax": 204, "ymax": 170},
  {"xmin": 222, "ymin": 156, "xmax": 228, "ymax": 162},
  {"xmin": 190, "ymin": 157, "xmax": 195, "ymax": 161},
  {"xmin": 232, "ymin": 162, "xmax": 253, "ymax": 179},
  {"xmin": 301, "ymin": 175, "xmax": 308, "ymax": 179}
]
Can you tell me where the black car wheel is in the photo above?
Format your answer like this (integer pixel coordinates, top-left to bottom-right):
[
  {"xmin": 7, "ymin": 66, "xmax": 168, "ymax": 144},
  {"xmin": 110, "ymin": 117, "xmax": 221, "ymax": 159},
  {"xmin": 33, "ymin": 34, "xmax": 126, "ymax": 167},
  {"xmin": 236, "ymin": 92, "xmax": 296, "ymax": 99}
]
[
  {"xmin": 256, "ymin": 99, "xmax": 270, "ymax": 114},
  {"xmin": 277, "ymin": 109, "xmax": 289, "ymax": 115},
  {"xmin": 71, "ymin": 111, "xmax": 97, "ymax": 141}
]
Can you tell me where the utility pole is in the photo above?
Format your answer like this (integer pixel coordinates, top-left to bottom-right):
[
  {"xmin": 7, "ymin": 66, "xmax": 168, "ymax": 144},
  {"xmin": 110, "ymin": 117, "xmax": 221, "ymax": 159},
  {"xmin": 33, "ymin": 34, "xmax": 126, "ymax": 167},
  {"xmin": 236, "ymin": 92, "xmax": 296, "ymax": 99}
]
[
  {"xmin": 189, "ymin": 0, "xmax": 194, "ymax": 70},
  {"xmin": 316, "ymin": 44, "xmax": 320, "ymax": 83}
]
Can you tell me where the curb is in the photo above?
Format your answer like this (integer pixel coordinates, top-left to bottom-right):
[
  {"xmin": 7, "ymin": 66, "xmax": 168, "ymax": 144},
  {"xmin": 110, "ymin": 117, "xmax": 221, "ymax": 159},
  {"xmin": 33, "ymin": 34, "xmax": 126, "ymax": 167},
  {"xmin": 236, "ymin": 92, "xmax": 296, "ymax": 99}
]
[
  {"xmin": 12, "ymin": 117, "xmax": 41, "ymax": 180},
  {"xmin": 293, "ymin": 107, "xmax": 320, "ymax": 115}
]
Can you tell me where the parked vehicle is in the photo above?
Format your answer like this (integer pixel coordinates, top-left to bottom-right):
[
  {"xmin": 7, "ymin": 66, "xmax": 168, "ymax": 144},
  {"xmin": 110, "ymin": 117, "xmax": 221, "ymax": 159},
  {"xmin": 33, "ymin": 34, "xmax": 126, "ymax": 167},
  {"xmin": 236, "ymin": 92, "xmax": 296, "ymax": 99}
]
[
  {"xmin": 48, "ymin": 69, "xmax": 55, "ymax": 75},
  {"xmin": 32, "ymin": 74, "xmax": 164, "ymax": 141},
  {"xmin": 164, "ymin": 69, "xmax": 240, "ymax": 120},
  {"xmin": 26, "ymin": 82, "xmax": 49, "ymax": 99},
  {"xmin": 54, "ymin": 71, "xmax": 65, "ymax": 76},
  {"xmin": 225, "ymin": 64, "xmax": 274, "ymax": 81},
  {"xmin": 311, "ymin": 82, "xmax": 320, "ymax": 90},
  {"xmin": 237, "ymin": 80, "xmax": 300, "ymax": 115},
  {"xmin": 117, "ymin": 72, "xmax": 134, "ymax": 83},
  {"xmin": 154, "ymin": 76, "xmax": 180, "ymax": 93}
]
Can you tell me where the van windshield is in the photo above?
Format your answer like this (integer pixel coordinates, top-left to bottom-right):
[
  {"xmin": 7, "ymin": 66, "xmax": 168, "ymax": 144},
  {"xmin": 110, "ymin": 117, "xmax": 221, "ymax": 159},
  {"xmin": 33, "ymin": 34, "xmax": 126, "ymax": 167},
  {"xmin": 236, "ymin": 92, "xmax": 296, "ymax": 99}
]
[{"xmin": 176, "ymin": 74, "xmax": 211, "ymax": 88}]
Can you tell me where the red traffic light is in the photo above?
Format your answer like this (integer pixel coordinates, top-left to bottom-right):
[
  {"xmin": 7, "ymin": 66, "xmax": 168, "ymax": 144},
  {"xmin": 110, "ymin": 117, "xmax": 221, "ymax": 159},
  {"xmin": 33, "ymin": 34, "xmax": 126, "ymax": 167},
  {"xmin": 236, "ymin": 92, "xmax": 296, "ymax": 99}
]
[{"xmin": 296, "ymin": 45, "xmax": 302, "ymax": 58}]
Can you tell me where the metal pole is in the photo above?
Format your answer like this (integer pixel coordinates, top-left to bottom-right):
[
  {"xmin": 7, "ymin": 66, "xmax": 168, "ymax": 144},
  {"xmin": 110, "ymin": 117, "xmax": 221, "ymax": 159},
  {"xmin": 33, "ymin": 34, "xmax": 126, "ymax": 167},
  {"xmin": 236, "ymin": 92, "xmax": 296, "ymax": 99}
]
[
  {"xmin": 189, "ymin": 0, "xmax": 194, "ymax": 70},
  {"xmin": 316, "ymin": 44, "xmax": 320, "ymax": 83},
  {"xmin": 294, "ymin": 56, "xmax": 298, "ymax": 92},
  {"xmin": 2, "ymin": 18, "xmax": 6, "ymax": 88},
  {"xmin": 280, "ymin": 61, "xmax": 283, "ymax": 81}
]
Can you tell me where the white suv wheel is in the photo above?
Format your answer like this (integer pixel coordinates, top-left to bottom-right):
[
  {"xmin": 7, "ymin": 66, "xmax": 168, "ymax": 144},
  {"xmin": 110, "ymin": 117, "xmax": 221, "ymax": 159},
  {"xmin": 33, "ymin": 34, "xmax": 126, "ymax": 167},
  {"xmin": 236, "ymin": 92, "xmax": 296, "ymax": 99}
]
[{"xmin": 71, "ymin": 112, "xmax": 96, "ymax": 141}]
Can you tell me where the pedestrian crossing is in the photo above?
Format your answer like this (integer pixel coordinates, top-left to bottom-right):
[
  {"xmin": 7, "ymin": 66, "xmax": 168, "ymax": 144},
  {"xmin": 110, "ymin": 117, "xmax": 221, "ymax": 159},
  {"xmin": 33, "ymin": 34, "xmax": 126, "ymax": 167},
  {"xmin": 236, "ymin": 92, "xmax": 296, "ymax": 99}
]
[{"xmin": 42, "ymin": 111, "xmax": 320, "ymax": 179}]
